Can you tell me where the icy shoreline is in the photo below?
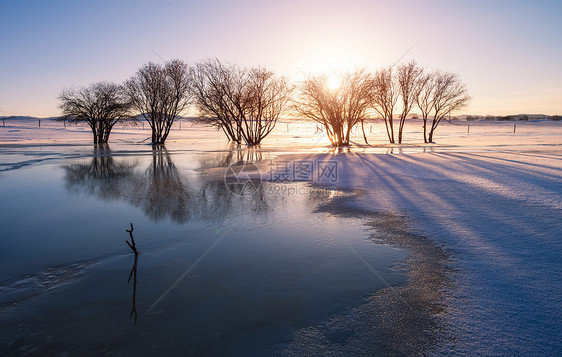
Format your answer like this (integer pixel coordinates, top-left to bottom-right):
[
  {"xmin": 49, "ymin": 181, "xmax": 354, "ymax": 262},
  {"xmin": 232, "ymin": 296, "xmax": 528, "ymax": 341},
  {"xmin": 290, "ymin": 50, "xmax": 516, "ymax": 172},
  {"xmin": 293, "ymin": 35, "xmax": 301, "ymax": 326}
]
[{"xmin": 274, "ymin": 192, "xmax": 451, "ymax": 356}]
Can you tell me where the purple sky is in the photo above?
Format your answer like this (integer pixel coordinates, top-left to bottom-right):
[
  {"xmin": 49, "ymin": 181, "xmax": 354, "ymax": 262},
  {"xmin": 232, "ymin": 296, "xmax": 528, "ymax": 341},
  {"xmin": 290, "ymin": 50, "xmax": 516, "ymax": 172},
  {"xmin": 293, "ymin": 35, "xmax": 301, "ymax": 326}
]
[{"xmin": 1, "ymin": 0, "xmax": 561, "ymax": 116}]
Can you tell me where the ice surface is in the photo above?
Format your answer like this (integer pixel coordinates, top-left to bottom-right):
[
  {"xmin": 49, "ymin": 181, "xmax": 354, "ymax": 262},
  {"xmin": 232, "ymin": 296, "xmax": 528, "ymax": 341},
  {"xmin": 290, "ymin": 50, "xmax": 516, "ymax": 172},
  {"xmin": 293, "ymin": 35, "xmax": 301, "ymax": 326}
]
[{"xmin": 1, "ymin": 118, "xmax": 561, "ymax": 355}]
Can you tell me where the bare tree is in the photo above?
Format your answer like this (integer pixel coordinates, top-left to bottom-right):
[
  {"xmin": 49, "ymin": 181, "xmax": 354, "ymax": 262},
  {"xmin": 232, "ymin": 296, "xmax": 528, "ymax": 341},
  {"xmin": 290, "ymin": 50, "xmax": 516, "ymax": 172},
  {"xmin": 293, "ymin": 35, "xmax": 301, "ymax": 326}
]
[
  {"xmin": 241, "ymin": 67, "xmax": 292, "ymax": 145},
  {"xmin": 189, "ymin": 59, "xmax": 243, "ymax": 142},
  {"xmin": 189, "ymin": 59, "xmax": 291, "ymax": 146},
  {"xmin": 415, "ymin": 72, "xmax": 436, "ymax": 143},
  {"xmin": 396, "ymin": 61, "xmax": 423, "ymax": 143},
  {"xmin": 293, "ymin": 70, "xmax": 373, "ymax": 147},
  {"xmin": 425, "ymin": 71, "xmax": 470, "ymax": 142},
  {"xmin": 371, "ymin": 67, "xmax": 399, "ymax": 143},
  {"xmin": 125, "ymin": 59, "xmax": 191, "ymax": 145},
  {"xmin": 59, "ymin": 82, "xmax": 131, "ymax": 144}
]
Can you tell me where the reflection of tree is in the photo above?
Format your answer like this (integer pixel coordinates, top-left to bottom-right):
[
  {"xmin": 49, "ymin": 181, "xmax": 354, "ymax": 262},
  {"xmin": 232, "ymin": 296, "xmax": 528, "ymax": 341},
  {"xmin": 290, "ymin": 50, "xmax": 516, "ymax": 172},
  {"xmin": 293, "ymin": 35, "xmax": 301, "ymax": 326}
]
[
  {"xmin": 126, "ymin": 224, "xmax": 139, "ymax": 325},
  {"xmin": 128, "ymin": 253, "xmax": 138, "ymax": 324},
  {"xmin": 131, "ymin": 146, "xmax": 193, "ymax": 223},
  {"xmin": 64, "ymin": 145, "xmax": 137, "ymax": 200},
  {"xmin": 198, "ymin": 144, "xmax": 264, "ymax": 168},
  {"xmin": 198, "ymin": 178, "xmax": 269, "ymax": 220},
  {"xmin": 62, "ymin": 146, "xmax": 270, "ymax": 224}
]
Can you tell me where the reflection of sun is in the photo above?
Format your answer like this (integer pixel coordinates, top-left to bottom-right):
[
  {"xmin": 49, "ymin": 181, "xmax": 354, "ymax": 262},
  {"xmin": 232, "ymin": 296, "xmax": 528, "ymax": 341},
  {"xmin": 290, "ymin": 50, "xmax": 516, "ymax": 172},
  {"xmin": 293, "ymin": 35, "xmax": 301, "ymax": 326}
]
[{"xmin": 327, "ymin": 74, "xmax": 340, "ymax": 90}]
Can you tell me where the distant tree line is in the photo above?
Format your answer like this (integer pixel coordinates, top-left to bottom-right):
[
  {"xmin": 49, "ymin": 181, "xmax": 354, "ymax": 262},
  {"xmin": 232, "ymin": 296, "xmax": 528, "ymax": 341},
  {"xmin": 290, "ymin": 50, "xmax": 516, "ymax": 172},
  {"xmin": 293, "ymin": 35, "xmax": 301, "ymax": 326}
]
[
  {"xmin": 58, "ymin": 59, "xmax": 470, "ymax": 146},
  {"xmin": 464, "ymin": 114, "xmax": 562, "ymax": 121}
]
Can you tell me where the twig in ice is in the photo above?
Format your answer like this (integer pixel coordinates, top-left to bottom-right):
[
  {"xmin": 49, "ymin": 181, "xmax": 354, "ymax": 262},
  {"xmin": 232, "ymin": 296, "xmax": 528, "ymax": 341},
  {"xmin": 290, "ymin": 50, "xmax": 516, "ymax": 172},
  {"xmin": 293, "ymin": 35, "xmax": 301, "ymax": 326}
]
[{"xmin": 126, "ymin": 223, "xmax": 138, "ymax": 255}]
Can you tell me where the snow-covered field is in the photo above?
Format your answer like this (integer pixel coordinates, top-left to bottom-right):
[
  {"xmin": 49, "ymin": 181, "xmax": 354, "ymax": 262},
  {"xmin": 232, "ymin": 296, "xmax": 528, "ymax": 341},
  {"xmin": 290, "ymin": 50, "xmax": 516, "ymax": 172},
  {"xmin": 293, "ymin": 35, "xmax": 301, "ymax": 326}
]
[
  {"xmin": 1, "ymin": 117, "xmax": 561, "ymax": 152},
  {"xmin": 266, "ymin": 149, "xmax": 562, "ymax": 355},
  {"xmin": 1, "ymin": 118, "xmax": 561, "ymax": 355}
]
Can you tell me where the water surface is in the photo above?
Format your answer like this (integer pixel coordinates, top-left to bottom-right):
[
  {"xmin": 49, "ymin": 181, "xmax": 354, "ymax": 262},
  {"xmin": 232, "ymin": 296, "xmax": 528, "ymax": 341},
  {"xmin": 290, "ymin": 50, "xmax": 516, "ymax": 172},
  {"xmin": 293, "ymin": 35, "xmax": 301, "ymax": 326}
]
[{"xmin": 0, "ymin": 145, "xmax": 407, "ymax": 356}]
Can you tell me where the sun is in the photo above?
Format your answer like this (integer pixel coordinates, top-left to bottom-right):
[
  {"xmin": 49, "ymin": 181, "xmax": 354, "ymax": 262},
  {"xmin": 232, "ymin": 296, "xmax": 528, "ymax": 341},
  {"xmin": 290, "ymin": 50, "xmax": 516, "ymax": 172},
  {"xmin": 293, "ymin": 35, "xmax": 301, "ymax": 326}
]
[{"xmin": 327, "ymin": 74, "xmax": 341, "ymax": 90}]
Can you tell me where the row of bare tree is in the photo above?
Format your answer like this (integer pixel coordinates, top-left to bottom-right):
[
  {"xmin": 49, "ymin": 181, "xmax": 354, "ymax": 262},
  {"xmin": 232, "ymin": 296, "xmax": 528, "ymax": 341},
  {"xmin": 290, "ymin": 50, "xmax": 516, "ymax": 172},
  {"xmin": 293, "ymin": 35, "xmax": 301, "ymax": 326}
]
[
  {"xmin": 58, "ymin": 59, "xmax": 469, "ymax": 146},
  {"xmin": 60, "ymin": 60, "xmax": 192, "ymax": 145},
  {"xmin": 296, "ymin": 61, "xmax": 471, "ymax": 145},
  {"xmin": 59, "ymin": 59, "xmax": 290, "ymax": 146}
]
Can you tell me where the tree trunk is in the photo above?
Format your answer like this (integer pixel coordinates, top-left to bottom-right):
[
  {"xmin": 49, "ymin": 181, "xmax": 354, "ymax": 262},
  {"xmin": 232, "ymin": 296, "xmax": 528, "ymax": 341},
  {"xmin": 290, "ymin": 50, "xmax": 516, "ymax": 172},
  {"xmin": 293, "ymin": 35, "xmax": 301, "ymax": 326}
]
[
  {"xmin": 398, "ymin": 117, "xmax": 405, "ymax": 144},
  {"xmin": 388, "ymin": 117, "xmax": 395, "ymax": 143},
  {"xmin": 361, "ymin": 120, "xmax": 369, "ymax": 144},
  {"xmin": 334, "ymin": 129, "xmax": 343, "ymax": 147}
]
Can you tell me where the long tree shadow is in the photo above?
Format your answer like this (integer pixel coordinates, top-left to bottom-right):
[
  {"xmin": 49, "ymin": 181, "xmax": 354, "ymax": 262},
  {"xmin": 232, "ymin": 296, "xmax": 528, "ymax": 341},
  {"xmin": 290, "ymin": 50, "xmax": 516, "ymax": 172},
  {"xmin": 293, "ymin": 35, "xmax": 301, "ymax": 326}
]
[{"xmin": 278, "ymin": 149, "xmax": 562, "ymax": 354}]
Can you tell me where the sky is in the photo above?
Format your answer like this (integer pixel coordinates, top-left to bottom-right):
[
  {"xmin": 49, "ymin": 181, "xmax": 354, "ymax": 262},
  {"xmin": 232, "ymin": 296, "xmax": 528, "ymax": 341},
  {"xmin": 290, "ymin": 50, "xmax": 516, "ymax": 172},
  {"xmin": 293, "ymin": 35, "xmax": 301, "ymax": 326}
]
[{"xmin": 1, "ymin": 0, "xmax": 561, "ymax": 117}]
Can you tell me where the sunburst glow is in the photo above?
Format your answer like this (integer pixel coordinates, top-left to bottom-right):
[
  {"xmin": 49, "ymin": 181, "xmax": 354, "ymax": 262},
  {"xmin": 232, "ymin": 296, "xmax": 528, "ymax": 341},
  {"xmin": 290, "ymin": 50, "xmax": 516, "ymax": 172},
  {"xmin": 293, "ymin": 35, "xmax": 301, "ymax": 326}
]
[{"xmin": 327, "ymin": 74, "xmax": 341, "ymax": 90}]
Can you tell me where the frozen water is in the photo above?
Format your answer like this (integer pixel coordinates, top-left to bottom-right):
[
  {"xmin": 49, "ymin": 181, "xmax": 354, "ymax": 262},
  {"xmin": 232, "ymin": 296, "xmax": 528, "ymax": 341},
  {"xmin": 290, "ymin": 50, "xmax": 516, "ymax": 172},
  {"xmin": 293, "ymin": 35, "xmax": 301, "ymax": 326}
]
[{"xmin": 1, "ymin": 118, "xmax": 561, "ymax": 355}]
